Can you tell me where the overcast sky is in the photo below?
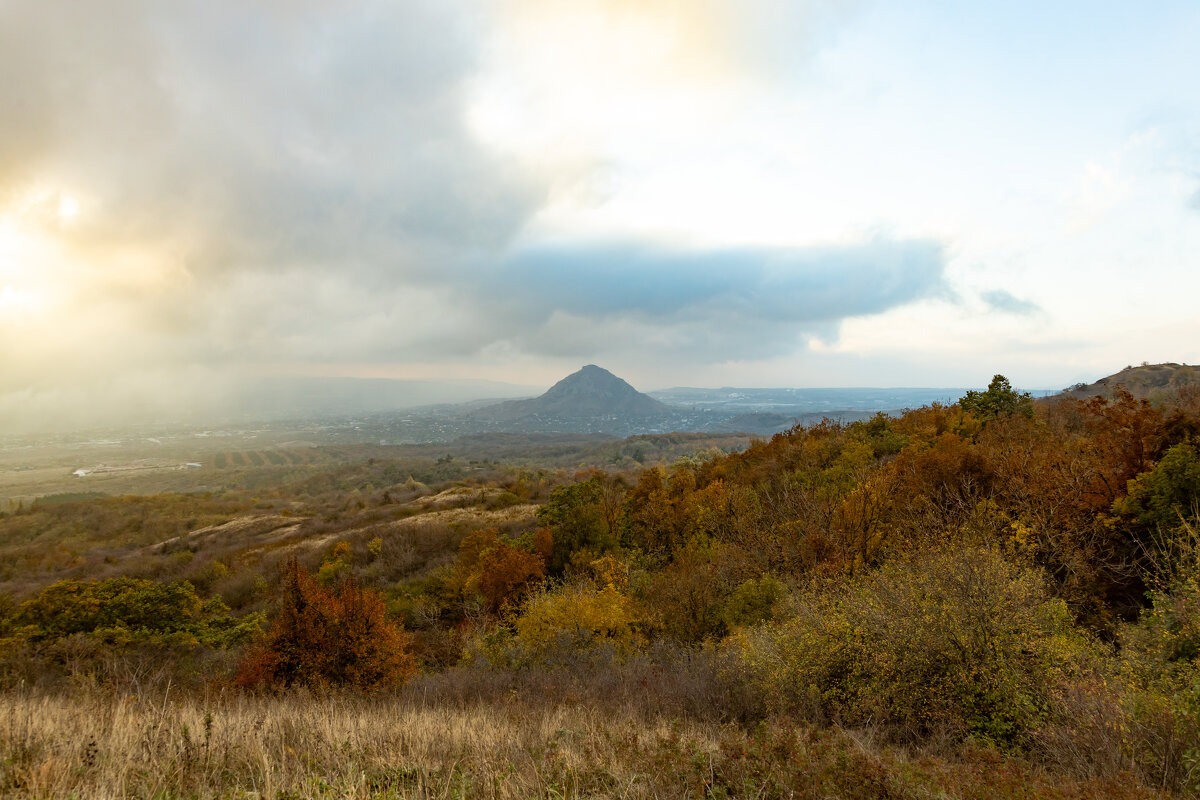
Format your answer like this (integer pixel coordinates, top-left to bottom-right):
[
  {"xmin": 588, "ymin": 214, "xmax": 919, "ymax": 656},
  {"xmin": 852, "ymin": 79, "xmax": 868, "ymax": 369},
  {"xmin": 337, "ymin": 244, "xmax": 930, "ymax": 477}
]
[{"xmin": 3, "ymin": 0, "xmax": 1199, "ymax": 429}]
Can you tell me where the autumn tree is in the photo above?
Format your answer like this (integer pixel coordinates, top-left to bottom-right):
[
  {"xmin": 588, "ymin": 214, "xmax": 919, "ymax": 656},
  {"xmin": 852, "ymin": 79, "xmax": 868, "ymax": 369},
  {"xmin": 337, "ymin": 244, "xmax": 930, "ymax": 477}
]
[
  {"xmin": 455, "ymin": 528, "xmax": 546, "ymax": 613},
  {"xmin": 621, "ymin": 465, "xmax": 711, "ymax": 558},
  {"xmin": 1080, "ymin": 390, "xmax": 1167, "ymax": 503},
  {"xmin": 236, "ymin": 559, "xmax": 415, "ymax": 689}
]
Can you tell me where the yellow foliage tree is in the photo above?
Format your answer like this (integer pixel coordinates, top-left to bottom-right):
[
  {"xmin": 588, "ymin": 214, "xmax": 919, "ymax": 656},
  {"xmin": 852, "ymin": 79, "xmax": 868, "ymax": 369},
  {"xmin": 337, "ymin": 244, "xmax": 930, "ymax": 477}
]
[{"xmin": 514, "ymin": 582, "xmax": 641, "ymax": 655}]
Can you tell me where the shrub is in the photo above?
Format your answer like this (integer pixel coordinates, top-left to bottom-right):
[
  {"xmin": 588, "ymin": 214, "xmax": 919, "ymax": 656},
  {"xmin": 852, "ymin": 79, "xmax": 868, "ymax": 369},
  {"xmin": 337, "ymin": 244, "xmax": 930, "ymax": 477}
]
[
  {"xmin": 720, "ymin": 575, "xmax": 783, "ymax": 631},
  {"xmin": 13, "ymin": 577, "xmax": 258, "ymax": 648},
  {"xmin": 730, "ymin": 546, "xmax": 1095, "ymax": 745},
  {"xmin": 1114, "ymin": 526, "xmax": 1200, "ymax": 793},
  {"xmin": 499, "ymin": 580, "xmax": 643, "ymax": 664},
  {"xmin": 639, "ymin": 541, "xmax": 756, "ymax": 642}
]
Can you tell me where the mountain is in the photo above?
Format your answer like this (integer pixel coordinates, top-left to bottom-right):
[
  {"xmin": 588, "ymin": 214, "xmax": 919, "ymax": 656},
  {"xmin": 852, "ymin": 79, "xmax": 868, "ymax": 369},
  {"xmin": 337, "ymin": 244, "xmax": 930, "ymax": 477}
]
[
  {"xmin": 370, "ymin": 369, "xmax": 983, "ymax": 441},
  {"xmin": 1056, "ymin": 362, "xmax": 1200, "ymax": 402},
  {"xmin": 482, "ymin": 365, "xmax": 669, "ymax": 423}
]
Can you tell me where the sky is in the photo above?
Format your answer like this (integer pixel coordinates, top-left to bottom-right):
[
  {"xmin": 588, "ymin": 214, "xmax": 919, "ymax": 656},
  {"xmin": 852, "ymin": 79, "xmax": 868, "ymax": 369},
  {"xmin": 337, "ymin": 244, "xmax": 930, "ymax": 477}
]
[{"xmin": 2, "ymin": 0, "xmax": 1200, "ymax": 430}]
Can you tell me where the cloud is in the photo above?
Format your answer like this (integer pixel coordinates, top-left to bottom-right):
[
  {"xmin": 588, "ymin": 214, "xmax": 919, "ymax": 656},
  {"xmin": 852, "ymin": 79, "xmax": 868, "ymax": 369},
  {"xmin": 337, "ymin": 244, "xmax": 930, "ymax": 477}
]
[
  {"xmin": 496, "ymin": 238, "xmax": 946, "ymax": 319},
  {"xmin": 0, "ymin": 1, "xmax": 547, "ymax": 382},
  {"xmin": 0, "ymin": 0, "xmax": 543, "ymax": 272},
  {"xmin": 981, "ymin": 289, "xmax": 1041, "ymax": 316},
  {"xmin": 0, "ymin": 0, "xmax": 952, "ymax": 432},
  {"xmin": 450, "ymin": 237, "xmax": 950, "ymax": 361}
]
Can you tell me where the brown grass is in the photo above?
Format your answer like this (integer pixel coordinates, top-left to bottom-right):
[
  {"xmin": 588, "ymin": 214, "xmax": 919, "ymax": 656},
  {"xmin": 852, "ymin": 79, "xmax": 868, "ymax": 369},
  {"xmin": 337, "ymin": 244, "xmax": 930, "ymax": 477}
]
[
  {"xmin": 0, "ymin": 689, "xmax": 720, "ymax": 799},
  {"xmin": 0, "ymin": 687, "xmax": 1172, "ymax": 800}
]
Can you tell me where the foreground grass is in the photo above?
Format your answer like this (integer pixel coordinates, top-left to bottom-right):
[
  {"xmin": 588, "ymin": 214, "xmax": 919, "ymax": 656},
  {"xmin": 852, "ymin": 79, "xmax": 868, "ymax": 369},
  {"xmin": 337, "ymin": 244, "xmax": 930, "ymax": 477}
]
[{"xmin": 0, "ymin": 689, "xmax": 1168, "ymax": 800}]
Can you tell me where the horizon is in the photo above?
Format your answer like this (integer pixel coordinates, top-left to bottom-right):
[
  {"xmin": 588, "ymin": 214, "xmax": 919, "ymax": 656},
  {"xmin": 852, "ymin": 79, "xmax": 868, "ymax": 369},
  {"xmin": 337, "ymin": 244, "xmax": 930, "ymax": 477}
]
[
  {"xmin": 3, "ymin": 2, "xmax": 1198, "ymax": 433},
  {"xmin": 0, "ymin": 360, "xmax": 1085, "ymax": 438}
]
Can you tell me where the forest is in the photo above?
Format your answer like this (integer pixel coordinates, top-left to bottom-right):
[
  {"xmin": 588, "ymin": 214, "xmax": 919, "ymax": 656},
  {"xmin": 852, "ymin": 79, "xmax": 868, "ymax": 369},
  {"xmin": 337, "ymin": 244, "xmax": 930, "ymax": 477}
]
[{"xmin": 1, "ymin": 377, "xmax": 1198, "ymax": 798}]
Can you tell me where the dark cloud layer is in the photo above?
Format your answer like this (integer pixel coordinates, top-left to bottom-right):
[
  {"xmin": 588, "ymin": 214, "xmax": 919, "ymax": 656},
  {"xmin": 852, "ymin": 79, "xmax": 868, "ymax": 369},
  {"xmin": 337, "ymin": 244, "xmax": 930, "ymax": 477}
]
[
  {"xmin": 493, "ymin": 239, "xmax": 946, "ymax": 321},
  {"xmin": 456, "ymin": 238, "xmax": 950, "ymax": 360}
]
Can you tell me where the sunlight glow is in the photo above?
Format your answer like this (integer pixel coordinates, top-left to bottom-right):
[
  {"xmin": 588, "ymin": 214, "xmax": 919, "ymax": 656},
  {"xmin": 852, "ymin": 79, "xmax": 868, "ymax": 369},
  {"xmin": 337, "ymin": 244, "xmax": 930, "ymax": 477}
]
[{"xmin": 57, "ymin": 194, "xmax": 80, "ymax": 221}]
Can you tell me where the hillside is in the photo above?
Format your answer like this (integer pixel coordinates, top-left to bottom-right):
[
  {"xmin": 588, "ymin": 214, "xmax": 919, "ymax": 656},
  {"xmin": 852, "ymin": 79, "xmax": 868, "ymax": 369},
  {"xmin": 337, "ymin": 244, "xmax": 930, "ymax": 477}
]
[{"xmin": 1058, "ymin": 362, "xmax": 1200, "ymax": 402}]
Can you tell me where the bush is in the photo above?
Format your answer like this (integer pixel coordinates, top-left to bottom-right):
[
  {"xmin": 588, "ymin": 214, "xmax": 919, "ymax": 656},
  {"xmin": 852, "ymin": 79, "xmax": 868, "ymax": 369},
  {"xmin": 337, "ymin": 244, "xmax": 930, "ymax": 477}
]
[
  {"xmin": 13, "ymin": 577, "xmax": 259, "ymax": 649},
  {"xmin": 473, "ymin": 580, "xmax": 644, "ymax": 667},
  {"xmin": 730, "ymin": 546, "xmax": 1095, "ymax": 746},
  {"xmin": 1115, "ymin": 527, "xmax": 1200, "ymax": 793},
  {"xmin": 720, "ymin": 575, "xmax": 784, "ymax": 631}
]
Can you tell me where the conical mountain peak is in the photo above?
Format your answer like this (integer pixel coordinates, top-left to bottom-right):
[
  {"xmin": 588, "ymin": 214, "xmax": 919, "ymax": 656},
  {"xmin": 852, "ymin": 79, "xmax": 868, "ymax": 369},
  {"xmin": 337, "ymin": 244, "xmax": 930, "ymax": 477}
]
[
  {"xmin": 537, "ymin": 366, "xmax": 666, "ymax": 415},
  {"xmin": 482, "ymin": 366, "xmax": 668, "ymax": 423}
]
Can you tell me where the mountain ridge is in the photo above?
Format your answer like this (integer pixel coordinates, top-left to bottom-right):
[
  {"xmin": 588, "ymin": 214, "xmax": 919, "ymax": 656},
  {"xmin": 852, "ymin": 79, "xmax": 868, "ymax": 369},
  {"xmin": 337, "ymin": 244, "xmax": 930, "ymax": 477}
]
[{"xmin": 1055, "ymin": 362, "xmax": 1200, "ymax": 402}]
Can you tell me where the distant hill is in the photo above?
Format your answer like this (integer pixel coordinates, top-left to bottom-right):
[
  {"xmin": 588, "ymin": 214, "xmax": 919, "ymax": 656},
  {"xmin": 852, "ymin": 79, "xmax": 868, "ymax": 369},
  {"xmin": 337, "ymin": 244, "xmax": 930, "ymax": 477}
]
[
  {"xmin": 366, "ymin": 371, "xmax": 982, "ymax": 441},
  {"xmin": 1056, "ymin": 362, "xmax": 1200, "ymax": 402},
  {"xmin": 480, "ymin": 365, "xmax": 670, "ymax": 423}
]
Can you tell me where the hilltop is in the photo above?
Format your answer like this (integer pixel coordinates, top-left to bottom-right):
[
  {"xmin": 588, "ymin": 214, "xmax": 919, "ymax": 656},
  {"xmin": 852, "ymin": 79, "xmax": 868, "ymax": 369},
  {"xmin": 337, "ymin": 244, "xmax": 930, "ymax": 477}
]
[{"xmin": 1057, "ymin": 362, "xmax": 1200, "ymax": 402}]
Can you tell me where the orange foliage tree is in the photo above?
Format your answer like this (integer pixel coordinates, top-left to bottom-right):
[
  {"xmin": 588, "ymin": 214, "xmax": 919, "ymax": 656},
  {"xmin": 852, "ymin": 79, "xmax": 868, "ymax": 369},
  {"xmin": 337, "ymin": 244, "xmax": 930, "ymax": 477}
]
[
  {"xmin": 236, "ymin": 559, "xmax": 416, "ymax": 689},
  {"xmin": 456, "ymin": 528, "xmax": 546, "ymax": 613}
]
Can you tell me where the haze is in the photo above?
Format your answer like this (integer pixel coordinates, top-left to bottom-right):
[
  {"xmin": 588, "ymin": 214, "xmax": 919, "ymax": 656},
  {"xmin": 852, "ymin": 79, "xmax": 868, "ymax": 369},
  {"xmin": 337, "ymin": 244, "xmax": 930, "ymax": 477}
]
[{"xmin": 3, "ymin": 1, "xmax": 1199, "ymax": 433}]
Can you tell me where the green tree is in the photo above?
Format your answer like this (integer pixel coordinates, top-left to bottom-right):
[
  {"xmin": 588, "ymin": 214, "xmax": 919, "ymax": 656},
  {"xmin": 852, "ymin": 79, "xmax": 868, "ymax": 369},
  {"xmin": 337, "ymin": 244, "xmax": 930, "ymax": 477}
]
[
  {"xmin": 959, "ymin": 374, "xmax": 1033, "ymax": 422},
  {"xmin": 536, "ymin": 474, "xmax": 623, "ymax": 573},
  {"xmin": 1115, "ymin": 442, "xmax": 1200, "ymax": 535}
]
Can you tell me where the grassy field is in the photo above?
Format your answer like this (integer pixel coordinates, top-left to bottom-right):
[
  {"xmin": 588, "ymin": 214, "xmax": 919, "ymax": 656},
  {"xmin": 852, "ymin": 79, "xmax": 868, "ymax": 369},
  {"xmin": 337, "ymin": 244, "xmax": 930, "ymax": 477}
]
[{"xmin": 0, "ymin": 687, "xmax": 1165, "ymax": 800}]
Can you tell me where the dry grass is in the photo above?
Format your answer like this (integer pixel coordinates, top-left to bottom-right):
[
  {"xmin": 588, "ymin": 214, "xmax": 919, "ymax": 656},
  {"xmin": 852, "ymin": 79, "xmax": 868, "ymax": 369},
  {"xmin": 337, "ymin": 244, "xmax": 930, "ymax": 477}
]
[
  {"xmin": 0, "ymin": 687, "xmax": 1174, "ymax": 800},
  {"xmin": 0, "ymin": 689, "xmax": 720, "ymax": 799}
]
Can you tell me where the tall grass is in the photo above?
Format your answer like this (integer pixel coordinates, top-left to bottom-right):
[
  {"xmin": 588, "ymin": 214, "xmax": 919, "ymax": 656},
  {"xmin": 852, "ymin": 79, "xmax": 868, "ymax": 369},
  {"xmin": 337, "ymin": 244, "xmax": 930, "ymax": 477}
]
[
  {"xmin": 0, "ymin": 687, "xmax": 1171, "ymax": 799},
  {"xmin": 0, "ymin": 688, "xmax": 717, "ymax": 799}
]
